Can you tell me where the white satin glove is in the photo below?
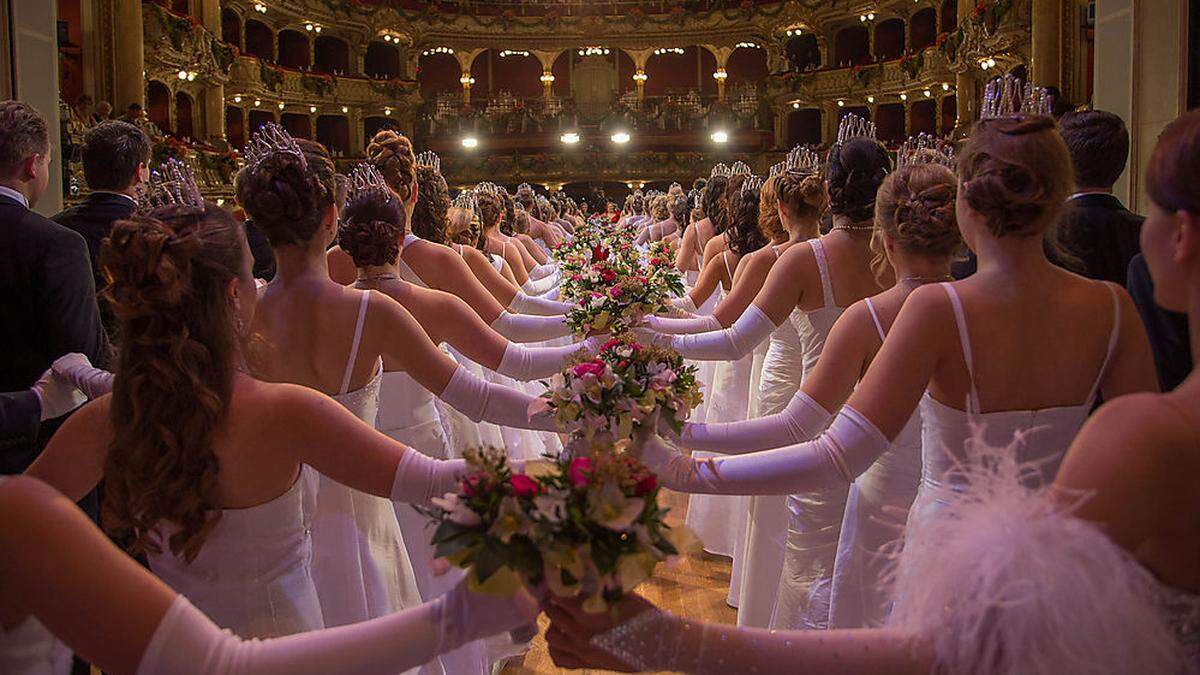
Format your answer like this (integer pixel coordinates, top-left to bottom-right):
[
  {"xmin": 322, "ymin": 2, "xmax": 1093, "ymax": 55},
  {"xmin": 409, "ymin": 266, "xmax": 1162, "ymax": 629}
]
[
  {"xmin": 667, "ymin": 304, "xmax": 777, "ymax": 360},
  {"xmin": 527, "ymin": 262, "xmax": 558, "ymax": 281},
  {"xmin": 438, "ymin": 365, "xmax": 558, "ymax": 432},
  {"xmin": 646, "ymin": 314, "xmax": 721, "ymax": 335},
  {"xmin": 490, "ymin": 311, "xmax": 573, "ymax": 343},
  {"xmin": 521, "ymin": 273, "xmax": 560, "ymax": 297},
  {"xmin": 497, "ymin": 337, "xmax": 602, "ymax": 381},
  {"xmin": 508, "ymin": 291, "xmax": 572, "ymax": 316},
  {"xmin": 30, "ymin": 367, "xmax": 86, "ymax": 420},
  {"xmin": 635, "ymin": 406, "xmax": 888, "ymax": 496},
  {"xmin": 52, "ymin": 353, "xmax": 114, "ymax": 399},
  {"xmin": 670, "ymin": 295, "xmax": 697, "ymax": 314},
  {"xmin": 390, "ymin": 448, "xmax": 466, "ymax": 504},
  {"xmin": 678, "ymin": 391, "xmax": 832, "ymax": 454},
  {"xmin": 136, "ymin": 583, "xmax": 540, "ymax": 675}
]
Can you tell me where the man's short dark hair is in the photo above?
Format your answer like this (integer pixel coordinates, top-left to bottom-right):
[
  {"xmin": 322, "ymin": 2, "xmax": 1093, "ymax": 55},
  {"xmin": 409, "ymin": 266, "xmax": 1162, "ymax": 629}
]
[
  {"xmin": 0, "ymin": 101, "xmax": 49, "ymax": 176},
  {"xmin": 81, "ymin": 121, "xmax": 151, "ymax": 191},
  {"xmin": 127, "ymin": 103, "xmax": 142, "ymax": 113},
  {"xmin": 1059, "ymin": 110, "xmax": 1130, "ymax": 190}
]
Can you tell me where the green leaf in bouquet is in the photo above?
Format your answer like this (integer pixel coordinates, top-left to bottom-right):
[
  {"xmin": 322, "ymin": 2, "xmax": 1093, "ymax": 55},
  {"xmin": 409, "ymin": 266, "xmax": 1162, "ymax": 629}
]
[
  {"xmin": 473, "ymin": 539, "xmax": 507, "ymax": 584},
  {"xmin": 430, "ymin": 520, "xmax": 479, "ymax": 545}
]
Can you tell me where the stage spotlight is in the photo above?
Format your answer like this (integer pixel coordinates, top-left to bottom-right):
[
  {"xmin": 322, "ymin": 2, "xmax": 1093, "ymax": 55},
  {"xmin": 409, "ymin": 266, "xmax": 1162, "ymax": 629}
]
[
  {"xmin": 560, "ymin": 132, "xmax": 580, "ymax": 145},
  {"xmin": 611, "ymin": 131, "xmax": 631, "ymax": 144},
  {"xmin": 462, "ymin": 136, "xmax": 479, "ymax": 149},
  {"xmin": 710, "ymin": 130, "xmax": 729, "ymax": 143}
]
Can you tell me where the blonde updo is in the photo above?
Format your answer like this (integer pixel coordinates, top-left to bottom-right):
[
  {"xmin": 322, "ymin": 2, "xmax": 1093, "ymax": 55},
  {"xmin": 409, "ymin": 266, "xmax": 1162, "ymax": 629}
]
[
  {"xmin": 870, "ymin": 163, "xmax": 961, "ymax": 280},
  {"xmin": 757, "ymin": 175, "xmax": 785, "ymax": 242}
]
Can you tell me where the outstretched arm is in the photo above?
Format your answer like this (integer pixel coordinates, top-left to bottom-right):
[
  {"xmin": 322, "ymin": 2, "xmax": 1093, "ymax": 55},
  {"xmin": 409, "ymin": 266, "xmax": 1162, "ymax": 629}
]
[
  {"xmin": 459, "ymin": 245, "xmax": 520, "ymax": 308},
  {"xmin": 411, "ymin": 243, "xmax": 508, "ymax": 323}
]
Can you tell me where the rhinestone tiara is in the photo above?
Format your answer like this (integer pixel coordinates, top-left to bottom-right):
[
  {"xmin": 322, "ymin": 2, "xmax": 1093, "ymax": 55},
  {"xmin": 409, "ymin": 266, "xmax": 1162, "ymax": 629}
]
[
  {"xmin": 730, "ymin": 160, "xmax": 751, "ymax": 176},
  {"xmin": 740, "ymin": 174, "xmax": 763, "ymax": 194},
  {"xmin": 836, "ymin": 112, "xmax": 876, "ymax": 145},
  {"xmin": 897, "ymin": 133, "xmax": 956, "ymax": 170},
  {"xmin": 475, "ymin": 181, "xmax": 501, "ymax": 196},
  {"xmin": 451, "ymin": 189, "xmax": 476, "ymax": 212},
  {"xmin": 346, "ymin": 162, "xmax": 394, "ymax": 206},
  {"xmin": 980, "ymin": 74, "xmax": 1052, "ymax": 119},
  {"xmin": 243, "ymin": 122, "xmax": 306, "ymax": 172},
  {"xmin": 516, "ymin": 182, "xmax": 533, "ymax": 194},
  {"xmin": 138, "ymin": 158, "xmax": 204, "ymax": 214},
  {"xmin": 415, "ymin": 150, "xmax": 441, "ymax": 173},
  {"xmin": 784, "ymin": 145, "xmax": 821, "ymax": 174},
  {"xmin": 710, "ymin": 163, "xmax": 732, "ymax": 178}
]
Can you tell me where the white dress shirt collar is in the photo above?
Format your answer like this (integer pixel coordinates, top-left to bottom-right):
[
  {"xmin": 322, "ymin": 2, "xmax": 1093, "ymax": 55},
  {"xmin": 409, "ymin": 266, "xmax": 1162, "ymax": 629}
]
[{"xmin": 0, "ymin": 185, "xmax": 29, "ymax": 208}]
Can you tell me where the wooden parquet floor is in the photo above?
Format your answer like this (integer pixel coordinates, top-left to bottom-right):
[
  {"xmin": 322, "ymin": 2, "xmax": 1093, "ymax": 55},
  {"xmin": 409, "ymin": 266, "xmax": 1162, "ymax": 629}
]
[{"xmin": 501, "ymin": 489, "xmax": 737, "ymax": 675}]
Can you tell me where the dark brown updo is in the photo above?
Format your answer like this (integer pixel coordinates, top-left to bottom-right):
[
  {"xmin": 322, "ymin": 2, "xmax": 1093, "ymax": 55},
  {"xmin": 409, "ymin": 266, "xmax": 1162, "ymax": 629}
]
[
  {"xmin": 234, "ymin": 138, "xmax": 336, "ymax": 247},
  {"xmin": 100, "ymin": 203, "xmax": 245, "ymax": 562},
  {"xmin": 726, "ymin": 181, "xmax": 768, "ymax": 256},
  {"xmin": 477, "ymin": 190, "xmax": 504, "ymax": 231},
  {"xmin": 701, "ymin": 174, "xmax": 730, "ymax": 233},
  {"xmin": 957, "ymin": 115, "xmax": 1073, "ymax": 238},
  {"xmin": 366, "ymin": 129, "xmax": 416, "ymax": 200},
  {"xmin": 871, "ymin": 163, "xmax": 961, "ymax": 280},
  {"xmin": 338, "ymin": 189, "xmax": 405, "ymax": 268},
  {"xmin": 827, "ymin": 136, "xmax": 891, "ymax": 222},
  {"xmin": 412, "ymin": 165, "xmax": 449, "ymax": 244},
  {"xmin": 499, "ymin": 187, "xmax": 516, "ymax": 236},
  {"xmin": 776, "ymin": 169, "xmax": 827, "ymax": 224}
]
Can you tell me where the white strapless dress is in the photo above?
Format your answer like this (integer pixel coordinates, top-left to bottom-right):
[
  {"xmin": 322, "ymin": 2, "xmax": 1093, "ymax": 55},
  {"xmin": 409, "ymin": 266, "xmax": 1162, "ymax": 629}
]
[{"xmin": 148, "ymin": 467, "xmax": 324, "ymax": 638}]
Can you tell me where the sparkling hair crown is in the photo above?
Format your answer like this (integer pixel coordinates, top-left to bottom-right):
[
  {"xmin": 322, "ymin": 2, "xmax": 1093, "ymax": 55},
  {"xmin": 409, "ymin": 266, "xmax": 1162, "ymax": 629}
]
[
  {"xmin": 710, "ymin": 163, "xmax": 731, "ymax": 178},
  {"xmin": 836, "ymin": 112, "xmax": 876, "ymax": 146},
  {"xmin": 740, "ymin": 174, "xmax": 763, "ymax": 194},
  {"xmin": 516, "ymin": 182, "xmax": 533, "ymax": 194},
  {"xmin": 669, "ymin": 182, "xmax": 682, "ymax": 192},
  {"xmin": 730, "ymin": 160, "xmax": 751, "ymax": 176},
  {"xmin": 138, "ymin": 158, "xmax": 204, "ymax": 214},
  {"xmin": 474, "ymin": 181, "xmax": 501, "ymax": 196},
  {"xmin": 980, "ymin": 74, "xmax": 1052, "ymax": 119},
  {"xmin": 897, "ymin": 133, "xmax": 956, "ymax": 170},
  {"xmin": 415, "ymin": 150, "xmax": 441, "ymax": 173},
  {"xmin": 243, "ymin": 122, "xmax": 306, "ymax": 172},
  {"xmin": 784, "ymin": 145, "xmax": 821, "ymax": 174},
  {"xmin": 347, "ymin": 162, "xmax": 394, "ymax": 206},
  {"xmin": 451, "ymin": 189, "xmax": 477, "ymax": 213}
]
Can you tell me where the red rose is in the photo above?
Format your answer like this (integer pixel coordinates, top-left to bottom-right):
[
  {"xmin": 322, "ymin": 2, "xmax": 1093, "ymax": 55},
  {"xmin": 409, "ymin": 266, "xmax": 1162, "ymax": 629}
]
[
  {"xmin": 634, "ymin": 474, "xmax": 658, "ymax": 496},
  {"xmin": 569, "ymin": 457, "xmax": 593, "ymax": 487},
  {"xmin": 572, "ymin": 360, "xmax": 606, "ymax": 378},
  {"xmin": 592, "ymin": 245, "xmax": 609, "ymax": 261},
  {"xmin": 600, "ymin": 268, "xmax": 618, "ymax": 283},
  {"xmin": 601, "ymin": 338, "xmax": 624, "ymax": 352},
  {"xmin": 510, "ymin": 473, "xmax": 539, "ymax": 498},
  {"xmin": 461, "ymin": 474, "xmax": 483, "ymax": 497}
]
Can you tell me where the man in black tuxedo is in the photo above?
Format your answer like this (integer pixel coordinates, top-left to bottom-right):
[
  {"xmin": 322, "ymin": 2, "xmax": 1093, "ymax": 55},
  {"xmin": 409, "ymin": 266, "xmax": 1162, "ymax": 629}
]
[
  {"xmin": 53, "ymin": 120, "xmax": 149, "ymax": 334},
  {"xmin": 0, "ymin": 101, "xmax": 108, "ymax": 515},
  {"xmin": 0, "ymin": 368, "xmax": 85, "ymax": 451},
  {"xmin": 1056, "ymin": 110, "xmax": 1144, "ymax": 286}
]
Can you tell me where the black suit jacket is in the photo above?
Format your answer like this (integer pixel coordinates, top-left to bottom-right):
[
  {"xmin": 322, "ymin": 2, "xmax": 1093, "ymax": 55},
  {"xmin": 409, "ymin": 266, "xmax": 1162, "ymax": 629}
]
[
  {"xmin": 0, "ymin": 194, "xmax": 108, "ymax": 490},
  {"xmin": 53, "ymin": 192, "xmax": 136, "ymax": 334},
  {"xmin": 1127, "ymin": 254, "xmax": 1192, "ymax": 391},
  {"xmin": 1057, "ymin": 193, "xmax": 1144, "ymax": 286},
  {"xmin": 0, "ymin": 390, "xmax": 40, "ymax": 452}
]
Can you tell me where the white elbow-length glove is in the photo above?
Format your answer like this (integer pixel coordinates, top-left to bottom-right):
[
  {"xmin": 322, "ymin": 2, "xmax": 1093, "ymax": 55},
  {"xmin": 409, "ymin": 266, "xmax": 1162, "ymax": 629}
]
[
  {"xmin": 670, "ymin": 295, "xmax": 697, "ymax": 314},
  {"xmin": 678, "ymin": 391, "xmax": 832, "ymax": 454},
  {"xmin": 521, "ymin": 272, "xmax": 560, "ymax": 296},
  {"xmin": 438, "ymin": 365, "xmax": 558, "ymax": 432},
  {"xmin": 667, "ymin": 305, "xmax": 777, "ymax": 360},
  {"xmin": 646, "ymin": 314, "xmax": 722, "ymax": 335},
  {"xmin": 508, "ymin": 291, "xmax": 572, "ymax": 316},
  {"xmin": 490, "ymin": 311, "xmax": 573, "ymax": 343},
  {"xmin": 496, "ymin": 337, "xmax": 602, "ymax": 381},
  {"xmin": 135, "ymin": 582, "xmax": 539, "ymax": 675},
  {"xmin": 636, "ymin": 406, "xmax": 888, "ymax": 496},
  {"xmin": 31, "ymin": 366, "xmax": 87, "ymax": 420},
  {"xmin": 52, "ymin": 353, "xmax": 114, "ymax": 399},
  {"xmin": 527, "ymin": 262, "xmax": 558, "ymax": 281}
]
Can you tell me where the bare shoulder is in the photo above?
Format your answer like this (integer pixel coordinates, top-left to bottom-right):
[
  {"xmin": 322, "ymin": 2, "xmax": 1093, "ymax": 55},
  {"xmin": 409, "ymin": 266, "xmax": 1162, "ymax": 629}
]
[{"xmin": 460, "ymin": 245, "xmax": 488, "ymax": 264}]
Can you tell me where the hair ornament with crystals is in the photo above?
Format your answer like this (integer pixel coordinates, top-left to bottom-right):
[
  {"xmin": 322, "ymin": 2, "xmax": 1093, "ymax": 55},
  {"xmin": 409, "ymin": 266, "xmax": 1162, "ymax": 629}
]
[
  {"xmin": 768, "ymin": 161, "xmax": 784, "ymax": 178},
  {"xmin": 347, "ymin": 162, "xmax": 395, "ymax": 206},
  {"xmin": 516, "ymin": 182, "xmax": 533, "ymax": 194},
  {"xmin": 138, "ymin": 158, "xmax": 204, "ymax": 214},
  {"xmin": 475, "ymin": 181, "xmax": 501, "ymax": 196},
  {"xmin": 836, "ymin": 112, "xmax": 877, "ymax": 146},
  {"xmin": 414, "ymin": 150, "xmax": 441, "ymax": 173},
  {"xmin": 784, "ymin": 144, "xmax": 822, "ymax": 174},
  {"xmin": 897, "ymin": 133, "xmax": 957, "ymax": 169},
  {"xmin": 730, "ymin": 160, "xmax": 751, "ymax": 176},
  {"xmin": 451, "ymin": 188, "xmax": 477, "ymax": 212},
  {"xmin": 740, "ymin": 174, "xmax": 764, "ymax": 194},
  {"xmin": 980, "ymin": 74, "xmax": 1053, "ymax": 119},
  {"xmin": 243, "ymin": 121, "xmax": 307, "ymax": 172},
  {"xmin": 710, "ymin": 163, "xmax": 732, "ymax": 178}
]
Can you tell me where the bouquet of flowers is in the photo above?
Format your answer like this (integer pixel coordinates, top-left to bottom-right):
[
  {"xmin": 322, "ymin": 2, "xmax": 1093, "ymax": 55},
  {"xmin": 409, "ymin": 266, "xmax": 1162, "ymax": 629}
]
[
  {"xmin": 541, "ymin": 336, "xmax": 703, "ymax": 449},
  {"xmin": 423, "ymin": 446, "xmax": 692, "ymax": 611}
]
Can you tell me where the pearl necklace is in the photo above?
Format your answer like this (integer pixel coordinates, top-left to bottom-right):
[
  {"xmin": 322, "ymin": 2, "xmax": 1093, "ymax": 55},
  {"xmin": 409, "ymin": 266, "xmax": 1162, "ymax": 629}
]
[
  {"xmin": 357, "ymin": 273, "xmax": 400, "ymax": 283},
  {"xmin": 830, "ymin": 223, "xmax": 875, "ymax": 233},
  {"xmin": 899, "ymin": 274, "xmax": 953, "ymax": 285}
]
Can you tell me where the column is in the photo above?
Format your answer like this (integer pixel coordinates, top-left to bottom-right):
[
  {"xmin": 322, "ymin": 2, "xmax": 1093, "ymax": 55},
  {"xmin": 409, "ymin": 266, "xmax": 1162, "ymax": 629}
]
[
  {"xmin": 113, "ymin": 0, "xmax": 146, "ymax": 115},
  {"xmin": 349, "ymin": 109, "xmax": 365, "ymax": 156},
  {"xmin": 954, "ymin": 0, "xmax": 973, "ymax": 131},
  {"xmin": 1030, "ymin": 0, "xmax": 1062, "ymax": 89},
  {"xmin": 9, "ymin": 0, "xmax": 62, "ymax": 213}
]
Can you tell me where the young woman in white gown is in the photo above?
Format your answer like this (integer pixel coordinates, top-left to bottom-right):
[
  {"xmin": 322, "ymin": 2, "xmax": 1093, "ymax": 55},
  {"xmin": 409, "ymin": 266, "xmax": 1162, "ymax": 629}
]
[
  {"xmin": 542, "ymin": 110, "xmax": 1200, "ymax": 675},
  {"xmin": 646, "ymin": 131, "xmax": 893, "ymax": 629},
  {"xmin": 445, "ymin": 198, "xmax": 520, "ymax": 287},
  {"xmin": 231, "ymin": 132, "xmax": 558, "ymax": 631},
  {"xmin": 0, "ymin": 475, "xmax": 539, "ymax": 675}
]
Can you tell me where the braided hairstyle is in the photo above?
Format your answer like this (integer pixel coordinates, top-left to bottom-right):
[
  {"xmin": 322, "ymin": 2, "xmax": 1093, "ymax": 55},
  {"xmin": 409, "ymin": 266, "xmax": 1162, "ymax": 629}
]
[
  {"xmin": 702, "ymin": 174, "xmax": 730, "ymax": 233},
  {"xmin": 365, "ymin": 129, "xmax": 416, "ymax": 201},
  {"xmin": 775, "ymin": 168, "xmax": 826, "ymax": 240},
  {"xmin": 477, "ymin": 189, "xmax": 505, "ymax": 232},
  {"xmin": 499, "ymin": 187, "xmax": 517, "ymax": 236},
  {"xmin": 100, "ymin": 203, "xmax": 247, "ymax": 562},
  {"xmin": 871, "ymin": 163, "xmax": 962, "ymax": 281},
  {"xmin": 234, "ymin": 138, "xmax": 336, "ymax": 247},
  {"xmin": 726, "ymin": 181, "xmax": 769, "ymax": 256},
  {"xmin": 827, "ymin": 136, "xmax": 891, "ymax": 223},
  {"xmin": 650, "ymin": 194, "xmax": 669, "ymax": 221},
  {"xmin": 669, "ymin": 193, "xmax": 690, "ymax": 232},
  {"xmin": 412, "ymin": 165, "xmax": 449, "ymax": 244}
]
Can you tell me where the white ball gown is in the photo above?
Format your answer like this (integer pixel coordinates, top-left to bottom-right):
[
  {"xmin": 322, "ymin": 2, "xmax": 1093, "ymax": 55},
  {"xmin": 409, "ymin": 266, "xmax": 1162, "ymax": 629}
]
[
  {"xmin": 772, "ymin": 238, "xmax": 849, "ymax": 630},
  {"xmin": 827, "ymin": 296, "xmax": 923, "ymax": 628}
]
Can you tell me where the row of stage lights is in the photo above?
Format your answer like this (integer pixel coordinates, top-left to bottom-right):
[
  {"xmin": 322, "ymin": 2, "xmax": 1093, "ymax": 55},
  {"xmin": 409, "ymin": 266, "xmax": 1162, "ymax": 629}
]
[
  {"xmin": 228, "ymin": 94, "xmax": 391, "ymax": 116},
  {"xmin": 457, "ymin": 127, "xmax": 731, "ymax": 150},
  {"xmin": 788, "ymin": 82, "xmax": 954, "ymax": 110}
]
